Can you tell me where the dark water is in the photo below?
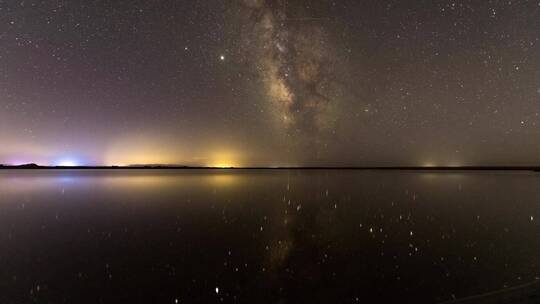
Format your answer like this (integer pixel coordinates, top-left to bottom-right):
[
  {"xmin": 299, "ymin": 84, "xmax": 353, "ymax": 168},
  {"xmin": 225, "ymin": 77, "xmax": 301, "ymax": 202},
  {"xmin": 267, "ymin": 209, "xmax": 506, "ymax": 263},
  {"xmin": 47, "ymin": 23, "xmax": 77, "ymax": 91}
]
[{"xmin": 1, "ymin": 170, "xmax": 539, "ymax": 303}]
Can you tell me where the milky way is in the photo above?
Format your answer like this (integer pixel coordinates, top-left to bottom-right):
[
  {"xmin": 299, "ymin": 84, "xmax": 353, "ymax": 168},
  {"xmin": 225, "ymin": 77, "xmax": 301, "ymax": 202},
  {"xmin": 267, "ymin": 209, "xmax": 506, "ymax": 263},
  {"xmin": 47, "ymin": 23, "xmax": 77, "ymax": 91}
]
[{"xmin": 240, "ymin": 0, "xmax": 343, "ymax": 134}]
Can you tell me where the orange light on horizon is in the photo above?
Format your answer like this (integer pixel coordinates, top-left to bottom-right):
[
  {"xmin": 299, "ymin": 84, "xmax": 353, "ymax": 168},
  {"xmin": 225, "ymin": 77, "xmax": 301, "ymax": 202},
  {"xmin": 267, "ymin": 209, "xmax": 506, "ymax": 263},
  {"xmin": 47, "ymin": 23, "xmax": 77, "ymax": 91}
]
[
  {"xmin": 207, "ymin": 149, "xmax": 241, "ymax": 168},
  {"xmin": 212, "ymin": 163, "xmax": 235, "ymax": 168}
]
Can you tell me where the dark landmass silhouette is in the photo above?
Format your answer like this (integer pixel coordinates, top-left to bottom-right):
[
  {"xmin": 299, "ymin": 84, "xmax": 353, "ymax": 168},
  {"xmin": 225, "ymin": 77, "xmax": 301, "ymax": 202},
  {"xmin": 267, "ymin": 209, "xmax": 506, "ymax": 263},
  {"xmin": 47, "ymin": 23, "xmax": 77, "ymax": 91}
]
[
  {"xmin": 3, "ymin": 163, "xmax": 42, "ymax": 169},
  {"xmin": 2, "ymin": 163, "xmax": 540, "ymax": 171}
]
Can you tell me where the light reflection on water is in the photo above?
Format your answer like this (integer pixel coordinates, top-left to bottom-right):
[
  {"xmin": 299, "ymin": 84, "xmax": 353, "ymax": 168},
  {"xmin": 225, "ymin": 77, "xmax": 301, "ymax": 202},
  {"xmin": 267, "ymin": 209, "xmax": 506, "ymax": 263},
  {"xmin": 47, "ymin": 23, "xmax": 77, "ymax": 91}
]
[{"xmin": 0, "ymin": 169, "xmax": 539, "ymax": 303}]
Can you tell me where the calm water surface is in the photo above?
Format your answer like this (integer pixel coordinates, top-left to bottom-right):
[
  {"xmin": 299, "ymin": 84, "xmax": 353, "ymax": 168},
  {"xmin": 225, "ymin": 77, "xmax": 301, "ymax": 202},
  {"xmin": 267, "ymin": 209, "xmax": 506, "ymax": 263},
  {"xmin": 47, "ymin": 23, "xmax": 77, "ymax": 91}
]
[{"xmin": 1, "ymin": 169, "xmax": 540, "ymax": 303}]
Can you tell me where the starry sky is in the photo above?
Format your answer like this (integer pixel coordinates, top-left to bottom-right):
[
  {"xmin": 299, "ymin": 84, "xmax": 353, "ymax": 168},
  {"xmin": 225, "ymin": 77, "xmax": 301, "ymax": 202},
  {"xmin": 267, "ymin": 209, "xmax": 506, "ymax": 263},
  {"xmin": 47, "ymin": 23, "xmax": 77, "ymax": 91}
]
[{"xmin": 1, "ymin": 0, "xmax": 540, "ymax": 166}]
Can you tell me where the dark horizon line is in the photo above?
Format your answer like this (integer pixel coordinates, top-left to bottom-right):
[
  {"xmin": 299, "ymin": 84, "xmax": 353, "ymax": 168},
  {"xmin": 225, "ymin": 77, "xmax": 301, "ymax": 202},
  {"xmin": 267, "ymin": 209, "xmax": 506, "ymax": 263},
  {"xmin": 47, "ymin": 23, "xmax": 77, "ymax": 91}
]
[{"xmin": 2, "ymin": 164, "xmax": 540, "ymax": 171}]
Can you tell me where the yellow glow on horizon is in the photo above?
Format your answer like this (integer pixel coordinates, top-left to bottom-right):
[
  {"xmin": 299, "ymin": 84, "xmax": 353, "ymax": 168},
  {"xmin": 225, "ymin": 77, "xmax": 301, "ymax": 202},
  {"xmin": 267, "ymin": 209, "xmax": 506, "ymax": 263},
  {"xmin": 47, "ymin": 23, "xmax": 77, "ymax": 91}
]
[
  {"xmin": 207, "ymin": 149, "xmax": 241, "ymax": 168},
  {"xmin": 421, "ymin": 161, "xmax": 465, "ymax": 168},
  {"xmin": 422, "ymin": 162, "xmax": 436, "ymax": 167},
  {"xmin": 212, "ymin": 162, "xmax": 235, "ymax": 168},
  {"xmin": 102, "ymin": 135, "xmax": 245, "ymax": 167}
]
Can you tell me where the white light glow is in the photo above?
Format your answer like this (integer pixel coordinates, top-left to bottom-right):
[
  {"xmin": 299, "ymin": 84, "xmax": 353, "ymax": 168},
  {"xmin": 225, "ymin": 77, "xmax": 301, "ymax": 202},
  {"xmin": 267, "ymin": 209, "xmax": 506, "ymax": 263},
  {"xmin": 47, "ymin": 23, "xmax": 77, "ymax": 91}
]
[{"xmin": 57, "ymin": 160, "xmax": 78, "ymax": 167}]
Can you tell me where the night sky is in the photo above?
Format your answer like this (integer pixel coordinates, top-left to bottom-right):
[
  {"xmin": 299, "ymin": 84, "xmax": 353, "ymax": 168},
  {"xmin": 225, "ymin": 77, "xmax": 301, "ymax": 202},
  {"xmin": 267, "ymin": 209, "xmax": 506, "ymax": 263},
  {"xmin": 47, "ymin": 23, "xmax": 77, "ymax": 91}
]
[{"xmin": 1, "ymin": 0, "xmax": 540, "ymax": 166}]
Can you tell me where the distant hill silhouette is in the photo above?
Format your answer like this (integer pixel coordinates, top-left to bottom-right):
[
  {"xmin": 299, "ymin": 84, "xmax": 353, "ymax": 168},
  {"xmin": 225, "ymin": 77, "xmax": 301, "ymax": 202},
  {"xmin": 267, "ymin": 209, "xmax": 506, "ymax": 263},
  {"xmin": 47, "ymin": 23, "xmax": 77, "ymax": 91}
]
[{"xmin": 2, "ymin": 163, "xmax": 41, "ymax": 169}]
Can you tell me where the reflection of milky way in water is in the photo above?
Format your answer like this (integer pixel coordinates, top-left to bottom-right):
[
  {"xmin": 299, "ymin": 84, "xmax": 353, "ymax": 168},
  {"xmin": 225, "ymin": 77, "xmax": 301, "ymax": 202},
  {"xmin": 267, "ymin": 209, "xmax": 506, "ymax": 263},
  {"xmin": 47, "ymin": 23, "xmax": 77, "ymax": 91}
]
[
  {"xmin": 241, "ymin": 0, "xmax": 342, "ymax": 134},
  {"xmin": 2, "ymin": 170, "xmax": 540, "ymax": 303}
]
